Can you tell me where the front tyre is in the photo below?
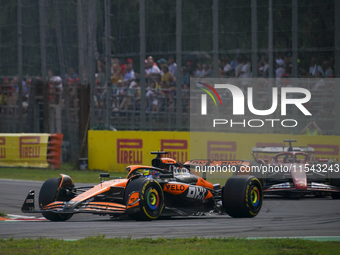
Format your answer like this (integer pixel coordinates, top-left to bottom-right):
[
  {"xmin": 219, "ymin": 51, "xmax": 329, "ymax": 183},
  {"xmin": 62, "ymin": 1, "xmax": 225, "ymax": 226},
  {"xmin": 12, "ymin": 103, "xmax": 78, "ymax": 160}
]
[
  {"xmin": 39, "ymin": 177, "xmax": 73, "ymax": 221},
  {"xmin": 222, "ymin": 175, "xmax": 263, "ymax": 218},
  {"xmin": 124, "ymin": 178, "xmax": 164, "ymax": 221}
]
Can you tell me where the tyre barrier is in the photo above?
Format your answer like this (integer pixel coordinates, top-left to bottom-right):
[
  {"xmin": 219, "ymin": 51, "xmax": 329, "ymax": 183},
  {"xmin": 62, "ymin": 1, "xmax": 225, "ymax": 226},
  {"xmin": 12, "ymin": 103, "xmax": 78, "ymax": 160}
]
[{"xmin": 47, "ymin": 133, "xmax": 63, "ymax": 169}]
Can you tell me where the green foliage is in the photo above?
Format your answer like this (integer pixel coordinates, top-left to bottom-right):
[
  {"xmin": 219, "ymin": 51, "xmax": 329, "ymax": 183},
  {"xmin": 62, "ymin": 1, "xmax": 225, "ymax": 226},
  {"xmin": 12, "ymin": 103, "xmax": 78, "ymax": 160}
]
[{"xmin": 0, "ymin": 237, "xmax": 339, "ymax": 255}]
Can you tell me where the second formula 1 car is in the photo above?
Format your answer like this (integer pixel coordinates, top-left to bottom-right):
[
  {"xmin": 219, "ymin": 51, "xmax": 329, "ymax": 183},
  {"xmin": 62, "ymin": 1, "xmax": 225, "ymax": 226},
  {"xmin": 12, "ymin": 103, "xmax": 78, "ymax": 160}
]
[
  {"xmin": 21, "ymin": 151, "xmax": 263, "ymax": 221},
  {"xmin": 237, "ymin": 140, "xmax": 340, "ymax": 199}
]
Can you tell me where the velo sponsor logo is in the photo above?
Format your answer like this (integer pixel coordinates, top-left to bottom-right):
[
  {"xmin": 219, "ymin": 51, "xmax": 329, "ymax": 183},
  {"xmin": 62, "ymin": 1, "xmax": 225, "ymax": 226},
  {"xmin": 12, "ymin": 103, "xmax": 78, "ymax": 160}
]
[{"xmin": 198, "ymin": 82, "xmax": 312, "ymax": 128}]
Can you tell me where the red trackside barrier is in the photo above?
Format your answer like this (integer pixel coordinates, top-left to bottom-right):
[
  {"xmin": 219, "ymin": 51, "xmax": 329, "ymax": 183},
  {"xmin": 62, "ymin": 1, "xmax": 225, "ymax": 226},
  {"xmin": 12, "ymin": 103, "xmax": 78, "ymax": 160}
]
[{"xmin": 47, "ymin": 133, "xmax": 63, "ymax": 169}]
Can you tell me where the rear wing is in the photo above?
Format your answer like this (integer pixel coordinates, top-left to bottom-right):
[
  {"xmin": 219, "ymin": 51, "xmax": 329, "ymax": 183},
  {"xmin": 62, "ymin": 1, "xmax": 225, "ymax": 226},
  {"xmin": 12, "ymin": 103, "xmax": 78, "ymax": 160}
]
[
  {"xmin": 251, "ymin": 146, "xmax": 314, "ymax": 154},
  {"xmin": 184, "ymin": 159, "xmax": 249, "ymax": 167},
  {"xmin": 251, "ymin": 146, "xmax": 314, "ymax": 161}
]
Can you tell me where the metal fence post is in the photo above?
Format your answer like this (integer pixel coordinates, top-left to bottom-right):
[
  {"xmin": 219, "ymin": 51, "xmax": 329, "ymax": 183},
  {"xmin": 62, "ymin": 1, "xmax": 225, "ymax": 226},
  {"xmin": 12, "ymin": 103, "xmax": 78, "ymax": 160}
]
[
  {"xmin": 140, "ymin": 0, "xmax": 146, "ymax": 130},
  {"xmin": 105, "ymin": 0, "xmax": 111, "ymax": 129},
  {"xmin": 268, "ymin": 0, "xmax": 274, "ymax": 78},
  {"xmin": 251, "ymin": 0, "xmax": 257, "ymax": 78},
  {"xmin": 89, "ymin": 0, "xmax": 96, "ymax": 129},
  {"xmin": 17, "ymin": 0, "xmax": 23, "ymax": 133},
  {"xmin": 335, "ymin": 0, "xmax": 340, "ymax": 135},
  {"xmin": 176, "ymin": 0, "xmax": 183, "ymax": 130},
  {"xmin": 212, "ymin": 0, "xmax": 219, "ymax": 78},
  {"xmin": 77, "ymin": 0, "xmax": 85, "ymax": 85},
  {"xmin": 53, "ymin": 0, "xmax": 66, "ymax": 78},
  {"xmin": 292, "ymin": 0, "xmax": 298, "ymax": 78},
  {"xmin": 39, "ymin": 0, "xmax": 49, "ymax": 133},
  {"xmin": 251, "ymin": 0, "xmax": 258, "ymax": 109}
]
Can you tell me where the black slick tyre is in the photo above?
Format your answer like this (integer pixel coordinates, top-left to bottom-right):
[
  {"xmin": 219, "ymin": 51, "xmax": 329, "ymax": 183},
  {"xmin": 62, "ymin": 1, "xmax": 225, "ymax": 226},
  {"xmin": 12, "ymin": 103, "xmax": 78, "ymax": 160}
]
[
  {"xmin": 39, "ymin": 177, "xmax": 73, "ymax": 221},
  {"xmin": 124, "ymin": 178, "xmax": 164, "ymax": 221},
  {"xmin": 222, "ymin": 175, "xmax": 263, "ymax": 218}
]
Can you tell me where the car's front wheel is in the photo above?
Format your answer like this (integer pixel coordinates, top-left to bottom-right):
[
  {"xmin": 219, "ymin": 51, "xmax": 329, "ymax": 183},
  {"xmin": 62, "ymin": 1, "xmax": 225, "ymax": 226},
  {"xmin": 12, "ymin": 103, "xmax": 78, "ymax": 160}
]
[
  {"xmin": 39, "ymin": 177, "xmax": 73, "ymax": 221},
  {"xmin": 222, "ymin": 175, "xmax": 263, "ymax": 218},
  {"xmin": 124, "ymin": 178, "xmax": 164, "ymax": 221}
]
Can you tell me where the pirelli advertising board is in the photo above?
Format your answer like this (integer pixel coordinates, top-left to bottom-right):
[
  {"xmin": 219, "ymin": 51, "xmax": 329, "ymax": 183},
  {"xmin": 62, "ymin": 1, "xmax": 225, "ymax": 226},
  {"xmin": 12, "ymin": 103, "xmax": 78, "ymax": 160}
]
[
  {"xmin": 0, "ymin": 134, "xmax": 49, "ymax": 168},
  {"xmin": 88, "ymin": 131, "xmax": 340, "ymax": 172}
]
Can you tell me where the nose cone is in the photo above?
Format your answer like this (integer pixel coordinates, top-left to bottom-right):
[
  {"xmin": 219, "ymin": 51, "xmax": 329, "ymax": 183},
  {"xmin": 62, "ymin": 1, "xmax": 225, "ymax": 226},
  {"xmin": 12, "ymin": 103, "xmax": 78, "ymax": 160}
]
[{"xmin": 290, "ymin": 164, "xmax": 308, "ymax": 189}]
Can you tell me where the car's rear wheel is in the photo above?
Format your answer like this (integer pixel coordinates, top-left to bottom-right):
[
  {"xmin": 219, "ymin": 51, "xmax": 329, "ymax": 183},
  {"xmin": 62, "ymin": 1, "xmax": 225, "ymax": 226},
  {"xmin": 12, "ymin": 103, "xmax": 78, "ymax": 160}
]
[
  {"xmin": 39, "ymin": 177, "xmax": 73, "ymax": 221},
  {"xmin": 124, "ymin": 178, "xmax": 164, "ymax": 221},
  {"xmin": 222, "ymin": 175, "xmax": 263, "ymax": 218}
]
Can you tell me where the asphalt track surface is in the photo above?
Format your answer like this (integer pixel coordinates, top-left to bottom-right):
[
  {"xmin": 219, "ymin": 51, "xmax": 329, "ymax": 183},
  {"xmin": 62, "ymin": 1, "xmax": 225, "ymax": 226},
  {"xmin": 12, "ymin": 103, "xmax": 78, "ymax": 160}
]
[{"xmin": 1, "ymin": 179, "xmax": 340, "ymax": 239}]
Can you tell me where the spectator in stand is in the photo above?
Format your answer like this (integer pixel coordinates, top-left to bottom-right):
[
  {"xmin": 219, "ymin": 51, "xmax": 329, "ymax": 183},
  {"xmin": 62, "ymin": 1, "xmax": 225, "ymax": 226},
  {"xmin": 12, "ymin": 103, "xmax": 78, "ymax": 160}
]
[
  {"xmin": 309, "ymin": 57, "xmax": 324, "ymax": 77},
  {"xmin": 112, "ymin": 79, "xmax": 124, "ymax": 112},
  {"xmin": 182, "ymin": 83, "xmax": 190, "ymax": 113},
  {"xmin": 323, "ymin": 60, "xmax": 334, "ymax": 78},
  {"xmin": 146, "ymin": 80, "xmax": 159, "ymax": 112},
  {"xmin": 111, "ymin": 63, "xmax": 122, "ymax": 85},
  {"xmin": 95, "ymin": 60, "xmax": 106, "ymax": 85},
  {"xmin": 238, "ymin": 57, "xmax": 252, "ymax": 78},
  {"xmin": 181, "ymin": 66, "xmax": 190, "ymax": 86},
  {"xmin": 0, "ymin": 79, "xmax": 8, "ymax": 108},
  {"xmin": 186, "ymin": 61, "xmax": 195, "ymax": 76},
  {"xmin": 275, "ymin": 59, "xmax": 285, "ymax": 79},
  {"xmin": 201, "ymin": 63, "xmax": 213, "ymax": 78},
  {"xmin": 284, "ymin": 52, "xmax": 293, "ymax": 70},
  {"xmin": 161, "ymin": 64, "xmax": 176, "ymax": 86},
  {"xmin": 145, "ymin": 56, "xmax": 161, "ymax": 78},
  {"xmin": 221, "ymin": 57, "xmax": 232, "ymax": 77},
  {"xmin": 282, "ymin": 65, "xmax": 292, "ymax": 78},
  {"xmin": 257, "ymin": 55, "xmax": 269, "ymax": 77},
  {"xmin": 312, "ymin": 72, "xmax": 326, "ymax": 91},
  {"xmin": 168, "ymin": 84, "xmax": 176, "ymax": 113},
  {"xmin": 168, "ymin": 56, "xmax": 177, "ymax": 76},
  {"xmin": 234, "ymin": 56, "xmax": 244, "ymax": 77},
  {"xmin": 230, "ymin": 55, "xmax": 240, "ymax": 73},
  {"xmin": 67, "ymin": 67, "xmax": 78, "ymax": 80},
  {"xmin": 157, "ymin": 58, "xmax": 167, "ymax": 75},
  {"xmin": 195, "ymin": 63, "xmax": 203, "ymax": 78},
  {"xmin": 49, "ymin": 76, "xmax": 63, "ymax": 104},
  {"xmin": 119, "ymin": 80, "xmax": 130, "ymax": 111},
  {"xmin": 47, "ymin": 70, "xmax": 54, "ymax": 81},
  {"xmin": 120, "ymin": 58, "xmax": 133, "ymax": 76},
  {"xmin": 123, "ymin": 63, "xmax": 136, "ymax": 82}
]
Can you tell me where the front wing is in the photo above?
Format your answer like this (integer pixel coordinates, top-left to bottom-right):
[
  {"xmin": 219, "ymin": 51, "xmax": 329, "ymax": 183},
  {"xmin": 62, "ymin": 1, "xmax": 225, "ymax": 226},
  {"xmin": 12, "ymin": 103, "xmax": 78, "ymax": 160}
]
[
  {"xmin": 21, "ymin": 190, "xmax": 138, "ymax": 215},
  {"xmin": 264, "ymin": 182, "xmax": 340, "ymax": 194}
]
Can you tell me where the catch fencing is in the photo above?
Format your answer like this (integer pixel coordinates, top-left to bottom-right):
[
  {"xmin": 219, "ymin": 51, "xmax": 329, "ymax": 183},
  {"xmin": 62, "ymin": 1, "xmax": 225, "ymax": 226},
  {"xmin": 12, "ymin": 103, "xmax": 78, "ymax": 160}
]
[{"xmin": 1, "ymin": 0, "xmax": 340, "ymax": 162}]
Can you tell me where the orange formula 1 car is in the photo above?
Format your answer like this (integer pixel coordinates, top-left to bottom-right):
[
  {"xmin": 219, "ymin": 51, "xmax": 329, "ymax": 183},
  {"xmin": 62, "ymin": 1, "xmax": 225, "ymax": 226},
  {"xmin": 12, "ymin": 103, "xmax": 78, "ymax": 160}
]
[{"xmin": 22, "ymin": 152, "xmax": 263, "ymax": 221}]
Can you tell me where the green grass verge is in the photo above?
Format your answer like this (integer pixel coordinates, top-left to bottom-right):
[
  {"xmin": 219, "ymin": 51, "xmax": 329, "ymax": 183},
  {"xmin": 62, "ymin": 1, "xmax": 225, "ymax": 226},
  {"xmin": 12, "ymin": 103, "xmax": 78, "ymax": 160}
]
[
  {"xmin": 0, "ymin": 165, "xmax": 126, "ymax": 183},
  {"xmin": 0, "ymin": 211, "xmax": 7, "ymax": 217},
  {"xmin": 0, "ymin": 236, "xmax": 339, "ymax": 255}
]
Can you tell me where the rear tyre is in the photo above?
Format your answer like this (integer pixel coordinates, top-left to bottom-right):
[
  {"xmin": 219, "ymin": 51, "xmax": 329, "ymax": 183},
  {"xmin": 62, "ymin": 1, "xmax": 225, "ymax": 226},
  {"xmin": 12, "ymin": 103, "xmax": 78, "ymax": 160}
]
[
  {"xmin": 222, "ymin": 175, "xmax": 263, "ymax": 218},
  {"xmin": 39, "ymin": 177, "xmax": 73, "ymax": 221},
  {"xmin": 329, "ymin": 163, "xmax": 340, "ymax": 186},
  {"xmin": 124, "ymin": 178, "xmax": 164, "ymax": 221}
]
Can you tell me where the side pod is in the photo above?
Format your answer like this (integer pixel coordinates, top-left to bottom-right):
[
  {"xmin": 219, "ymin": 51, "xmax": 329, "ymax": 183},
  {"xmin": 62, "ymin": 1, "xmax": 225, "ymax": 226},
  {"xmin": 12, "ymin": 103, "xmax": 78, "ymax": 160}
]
[{"xmin": 21, "ymin": 190, "xmax": 36, "ymax": 213}]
